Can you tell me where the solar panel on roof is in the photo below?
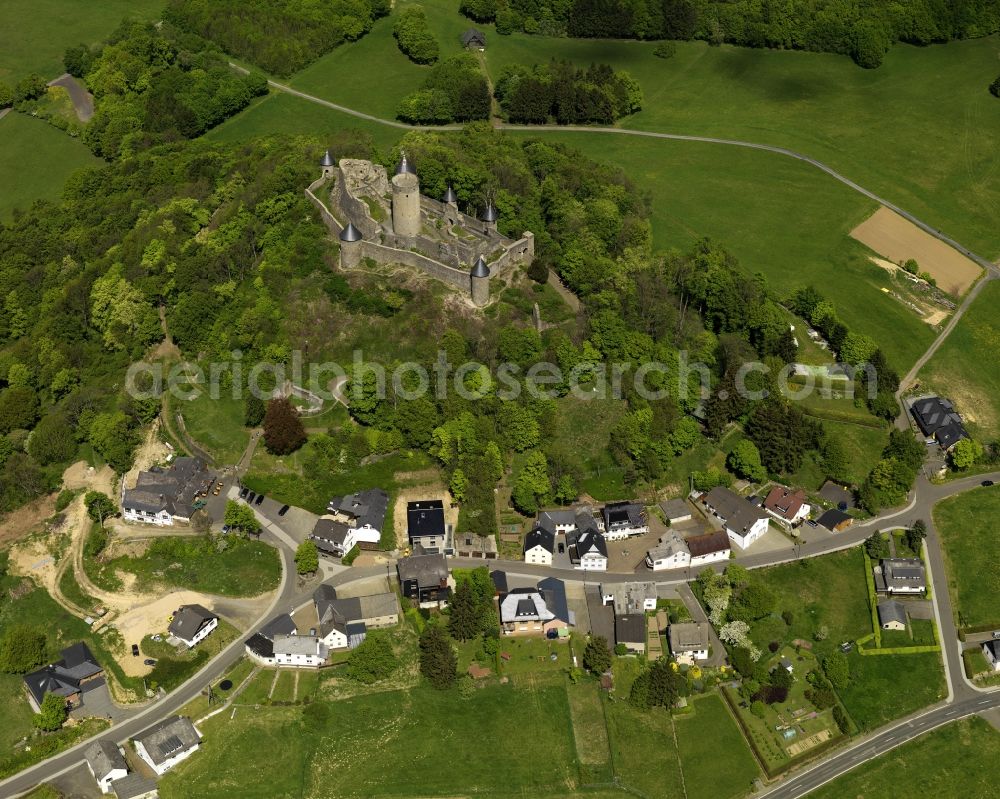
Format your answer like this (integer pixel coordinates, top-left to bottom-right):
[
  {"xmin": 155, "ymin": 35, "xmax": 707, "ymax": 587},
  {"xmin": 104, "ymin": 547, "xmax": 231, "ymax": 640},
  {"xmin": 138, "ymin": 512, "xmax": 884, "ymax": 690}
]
[{"xmin": 162, "ymin": 734, "xmax": 184, "ymax": 754}]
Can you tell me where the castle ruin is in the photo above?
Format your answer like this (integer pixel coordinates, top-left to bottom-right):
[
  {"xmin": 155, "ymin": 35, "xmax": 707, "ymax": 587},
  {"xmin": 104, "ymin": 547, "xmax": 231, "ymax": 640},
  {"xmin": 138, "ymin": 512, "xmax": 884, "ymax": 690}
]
[{"xmin": 306, "ymin": 151, "xmax": 535, "ymax": 307}]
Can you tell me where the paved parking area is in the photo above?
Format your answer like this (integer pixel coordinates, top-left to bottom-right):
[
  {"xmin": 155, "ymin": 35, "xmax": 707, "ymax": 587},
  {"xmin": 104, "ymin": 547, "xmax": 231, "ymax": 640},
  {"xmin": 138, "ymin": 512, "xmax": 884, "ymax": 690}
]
[
  {"xmin": 71, "ymin": 678, "xmax": 133, "ymax": 722},
  {"xmin": 738, "ymin": 526, "xmax": 794, "ymax": 557},
  {"xmin": 48, "ymin": 762, "xmax": 101, "ymax": 799}
]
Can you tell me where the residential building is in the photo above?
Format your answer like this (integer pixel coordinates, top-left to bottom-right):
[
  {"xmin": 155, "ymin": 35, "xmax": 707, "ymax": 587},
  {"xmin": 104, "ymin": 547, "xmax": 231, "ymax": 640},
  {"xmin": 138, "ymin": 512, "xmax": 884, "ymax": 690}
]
[
  {"xmin": 659, "ymin": 498, "xmax": 692, "ymax": 525},
  {"xmin": 817, "ymin": 508, "xmax": 853, "ymax": 532},
  {"xmin": 910, "ymin": 396, "xmax": 969, "ymax": 450},
  {"xmin": 874, "ymin": 558, "xmax": 926, "ymax": 595},
  {"xmin": 601, "ymin": 502, "xmax": 649, "ymax": 540},
  {"xmin": 110, "ymin": 774, "xmax": 159, "ymax": 799},
  {"xmin": 167, "ymin": 604, "xmax": 218, "ymax": 648},
  {"xmin": 461, "ymin": 28, "xmax": 487, "ymax": 49},
  {"xmin": 397, "ymin": 549, "xmax": 451, "ymax": 605},
  {"xmin": 84, "ymin": 740, "xmax": 128, "ymax": 793},
  {"xmin": 134, "ymin": 716, "xmax": 201, "ymax": 775},
  {"xmin": 602, "ymin": 582, "xmax": 658, "ymax": 614},
  {"xmin": 22, "ymin": 642, "xmax": 103, "ymax": 712},
  {"xmin": 983, "ymin": 640, "xmax": 1000, "ymax": 672},
  {"xmin": 685, "ymin": 530, "xmax": 731, "ymax": 566},
  {"xmin": 615, "ymin": 615, "xmax": 646, "ymax": 654},
  {"xmin": 312, "ymin": 488, "xmax": 388, "ymax": 557},
  {"xmin": 272, "ymin": 634, "xmax": 328, "ymax": 667},
  {"xmin": 523, "ymin": 525, "xmax": 554, "ymax": 566},
  {"xmin": 407, "ymin": 499, "xmax": 448, "ymax": 551},
  {"xmin": 668, "ymin": 623, "xmax": 711, "ymax": 665},
  {"xmin": 122, "ymin": 457, "xmax": 214, "ymax": 526},
  {"xmin": 701, "ymin": 487, "xmax": 770, "ymax": 549},
  {"xmin": 498, "ymin": 577, "xmax": 573, "ymax": 637},
  {"xmin": 454, "ymin": 532, "xmax": 498, "ymax": 559},
  {"xmin": 570, "ymin": 529, "xmax": 608, "ymax": 571},
  {"xmin": 313, "ymin": 584, "xmax": 399, "ymax": 650},
  {"xmin": 763, "ymin": 486, "xmax": 811, "ymax": 528},
  {"xmin": 536, "ymin": 506, "xmax": 602, "ymax": 536},
  {"xmin": 646, "ymin": 530, "xmax": 692, "ymax": 571},
  {"xmin": 244, "ymin": 614, "xmax": 298, "ymax": 666},
  {"xmin": 877, "ymin": 599, "xmax": 907, "ymax": 631}
]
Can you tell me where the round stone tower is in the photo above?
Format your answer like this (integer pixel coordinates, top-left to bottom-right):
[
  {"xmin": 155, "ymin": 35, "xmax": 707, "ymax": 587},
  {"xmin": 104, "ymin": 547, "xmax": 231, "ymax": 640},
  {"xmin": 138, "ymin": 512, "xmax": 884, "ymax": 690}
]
[
  {"xmin": 320, "ymin": 149, "xmax": 335, "ymax": 178},
  {"xmin": 441, "ymin": 185, "xmax": 459, "ymax": 226},
  {"xmin": 480, "ymin": 202, "xmax": 498, "ymax": 236},
  {"xmin": 392, "ymin": 154, "xmax": 420, "ymax": 240},
  {"xmin": 470, "ymin": 256, "xmax": 490, "ymax": 307},
  {"xmin": 339, "ymin": 222, "xmax": 363, "ymax": 268}
]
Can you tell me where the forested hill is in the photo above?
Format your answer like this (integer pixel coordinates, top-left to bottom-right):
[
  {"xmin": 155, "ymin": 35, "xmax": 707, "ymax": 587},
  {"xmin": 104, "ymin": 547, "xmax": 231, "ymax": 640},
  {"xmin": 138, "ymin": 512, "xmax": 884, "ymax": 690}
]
[{"xmin": 460, "ymin": 0, "xmax": 1000, "ymax": 67}]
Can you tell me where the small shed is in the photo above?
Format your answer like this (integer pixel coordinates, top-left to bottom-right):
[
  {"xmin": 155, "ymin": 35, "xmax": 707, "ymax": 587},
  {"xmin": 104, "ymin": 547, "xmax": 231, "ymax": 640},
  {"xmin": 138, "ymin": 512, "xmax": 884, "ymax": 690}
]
[
  {"xmin": 461, "ymin": 29, "xmax": 487, "ymax": 49},
  {"xmin": 877, "ymin": 599, "xmax": 907, "ymax": 631},
  {"xmin": 659, "ymin": 498, "xmax": 692, "ymax": 525},
  {"xmin": 817, "ymin": 508, "xmax": 853, "ymax": 532}
]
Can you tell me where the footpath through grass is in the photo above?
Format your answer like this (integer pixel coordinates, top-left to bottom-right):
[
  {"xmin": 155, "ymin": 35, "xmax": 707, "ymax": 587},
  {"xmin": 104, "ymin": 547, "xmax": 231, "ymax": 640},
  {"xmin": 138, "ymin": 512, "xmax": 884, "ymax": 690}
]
[
  {"xmin": 808, "ymin": 716, "xmax": 999, "ymax": 799},
  {"xmin": 933, "ymin": 486, "xmax": 1000, "ymax": 631}
]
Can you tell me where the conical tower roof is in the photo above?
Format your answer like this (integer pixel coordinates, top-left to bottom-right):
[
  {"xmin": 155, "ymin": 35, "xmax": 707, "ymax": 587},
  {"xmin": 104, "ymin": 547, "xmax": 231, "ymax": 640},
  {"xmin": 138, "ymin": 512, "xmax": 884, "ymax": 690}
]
[
  {"xmin": 320, "ymin": 150, "xmax": 334, "ymax": 167},
  {"xmin": 395, "ymin": 153, "xmax": 416, "ymax": 175},
  {"xmin": 339, "ymin": 222, "xmax": 362, "ymax": 242},
  {"xmin": 442, "ymin": 186, "xmax": 458, "ymax": 203},
  {"xmin": 480, "ymin": 203, "xmax": 498, "ymax": 222},
  {"xmin": 470, "ymin": 256, "xmax": 490, "ymax": 278}
]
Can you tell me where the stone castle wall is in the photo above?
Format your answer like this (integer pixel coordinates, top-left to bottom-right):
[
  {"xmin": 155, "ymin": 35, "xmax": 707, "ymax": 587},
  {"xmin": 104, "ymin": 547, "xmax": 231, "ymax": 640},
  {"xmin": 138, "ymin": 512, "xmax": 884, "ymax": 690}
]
[{"xmin": 360, "ymin": 241, "xmax": 471, "ymax": 292}]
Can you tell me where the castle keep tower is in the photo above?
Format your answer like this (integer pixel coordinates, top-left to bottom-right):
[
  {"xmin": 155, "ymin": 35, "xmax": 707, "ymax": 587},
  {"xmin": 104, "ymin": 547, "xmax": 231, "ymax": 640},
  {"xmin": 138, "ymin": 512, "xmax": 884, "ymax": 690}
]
[
  {"xmin": 470, "ymin": 256, "xmax": 490, "ymax": 307},
  {"xmin": 339, "ymin": 222, "xmax": 363, "ymax": 268},
  {"xmin": 392, "ymin": 153, "xmax": 420, "ymax": 240}
]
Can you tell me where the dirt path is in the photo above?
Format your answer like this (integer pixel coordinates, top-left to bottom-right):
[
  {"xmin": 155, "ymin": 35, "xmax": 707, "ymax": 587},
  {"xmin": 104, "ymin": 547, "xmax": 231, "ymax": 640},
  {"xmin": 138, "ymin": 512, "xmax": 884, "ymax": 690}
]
[
  {"xmin": 124, "ymin": 420, "xmax": 172, "ymax": 490},
  {"xmin": 47, "ymin": 73, "xmax": 94, "ymax": 122},
  {"xmin": 546, "ymin": 271, "xmax": 582, "ymax": 313}
]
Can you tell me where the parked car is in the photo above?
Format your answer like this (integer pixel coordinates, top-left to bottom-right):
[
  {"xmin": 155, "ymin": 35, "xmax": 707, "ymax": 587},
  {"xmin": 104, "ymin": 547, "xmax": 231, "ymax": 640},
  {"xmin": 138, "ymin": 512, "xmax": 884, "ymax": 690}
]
[
  {"xmin": 278, "ymin": 505, "xmax": 290, "ymax": 516},
  {"xmin": 239, "ymin": 487, "xmax": 249, "ymax": 499},
  {"xmin": 131, "ymin": 644, "xmax": 140, "ymax": 657},
  {"xmin": 143, "ymin": 658, "xmax": 157, "ymax": 666},
  {"xmin": 992, "ymin": 631, "xmax": 1000, "ymax": 640},
  {"xmin": 806, "ymin": 520, "xmax": 818, "ymax": 528},
  {"xmin": 221, "ymin": 524, "xmax": 231, "ymax": 534},
  {"xmin": 839, "ymin": 641, "xmax": 853, "ymax": 653},
  {"xmin": 152, "ymin": 634, "xmax": 162, "ymax": 642},
  {"xmin": 246, "ymin": 491, "xmax": 256, "ymax": 504},
  {"xmin": 254, "ymin": 493, "xmax": 265, "ymax": 506},
  {"xmin": 982, "ymin": 480, "xmax": 995, "ymax": 487}
]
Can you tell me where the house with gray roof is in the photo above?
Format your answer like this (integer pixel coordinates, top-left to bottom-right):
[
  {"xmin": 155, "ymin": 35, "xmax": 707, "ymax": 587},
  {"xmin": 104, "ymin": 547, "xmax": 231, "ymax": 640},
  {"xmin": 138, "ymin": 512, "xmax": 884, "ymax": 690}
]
[
  {"xmin": 602, "ymin": 502, "xmax": 648, "ymax": 540},
  {"xmin": 134, "ymin": 715, "xmax": 201, "ymax": 775},
  {"xmin": 313, "ymin": 584, "xmax": 399, "ymax": 650},
  {"xmin": 602, "ymin": 582, "xmax": 658, "ymax": 615},
  {"xmin": 874, "ymin": 558, "xmax": 926, "ymax": 595},
  {"xmin": 272, "ymin": 634, "xmax": 328, "ymax": 667},
  {"xmin": 22, "ymin": 642, "xmax": 103, "ymax": 712},
  {"xmin": 168, "ymin": 604, "xmax": 218, "ymax": 648},
  {"xmin": 244, "ymin": 613, "xmax": 298, "ymax": 665},
  {"xmin": 407, "ymin": 500, "xmax": 448, "ymax": 552},
  {"xmin": 498, "ymin": 577, "xmax": 572, "ymax": 637},
  {"xmin": 84, "ymin": 739, "xmax": 128, "ymax": 793},
  {"xmin": 910, "ymin": 395, "xmax": 968, "ymax": 451},
  {"xmin": 668, "ymin": 622, "xmax": 711, "ymax": 665},
  {"xmin": 314, "ymin": 488, "xmax": 388, "ymax": 556},
  {"xmin": 122, "ymin": 457, "xmax": 215, "ymax": 526},
  {"xmin": 397, "ymin": 549, "xmax": 451, "ymax": 605},
  {"xmin": 701, "ymin": 487, "xmax": 770, "ymax": 549},
  {"xmin": 646, "ymin": 529, "xmax": 692, "ymax": 571},
  {"xmin": 659, "ymin": 498, "xmax": 693, "ymax": 524},
  {"xmin": 983, "ymin": 640, "xmax": 1000, "ymax": 672},
  {"xmin": 110, "ymin": 774, "xmax": 159, "ymax": 799},
  {"xmin": 523, "ymin": 525, "xmax": 555, "ymax": 566},
  {"xmin": 877, "ymin": 599, "xmax": 908, "ymax": 630},
  {"xmin": 615, "ymin": 615, "xmax": 647, "ymax": 654},
  {"xmin": 569, "ymin": 528, "xmax": 608, "ymax": 571}
]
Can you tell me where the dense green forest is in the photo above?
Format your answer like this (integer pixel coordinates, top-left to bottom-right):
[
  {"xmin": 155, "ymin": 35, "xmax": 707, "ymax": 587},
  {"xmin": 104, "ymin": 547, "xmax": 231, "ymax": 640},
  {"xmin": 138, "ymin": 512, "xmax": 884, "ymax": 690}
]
[
  {"xmin": 494, "ymin": 61, "xmax": 642, "ymax": 123},
  {"xmin": 460, "ymin": 0, "xmax": 1000, "ymax": 67},
  {"xmin": 165, "ymin": 0, "xmax": 391, "ymax": 76},
  {"xmin": 397, "ymin": 55, "xmax": 491, "ymax": 123}
]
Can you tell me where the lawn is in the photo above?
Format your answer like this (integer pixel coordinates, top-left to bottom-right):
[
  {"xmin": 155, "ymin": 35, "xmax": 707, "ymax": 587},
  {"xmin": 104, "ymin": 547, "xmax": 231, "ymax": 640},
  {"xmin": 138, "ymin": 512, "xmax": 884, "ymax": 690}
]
[
  {"xmin": 86, "ymin": 535, "xmax": 281, "ymax": 597},
  {"xmin": 785, "ymin": 417, "xmax": 888, "ymax": 490},
  {"xmin": 809, "ymin": 717, "xmax": 999, "ymax": 799},
  {"xmin": 0, "ymin": 112, "xmax": 99, "ymax": 220},
  {"xmin": 0, "ymin": 673, "xmax": 37, "ymax": 753},
  {"xmin": 919, "ymin": 280, "xmax": 1000, "ymax": 441},
  {"xmin": 0, "ymin": 0, "xmax": 163, "ymax": 83},
  {"xmin": 933, "ymin": 486, "xmax": 1000, "ymax": 631},
  {"xmin": 674, "ymin": 694, "xmax": 760, "ymax": 799},
  {"xmin": 270, "ymin": 669, "xmax": 298, "ymax": 703},
  {"xmin": 837, "ymin": 651, "xmax": 945, "ymax": 732},
  {"xmin": 236, "ymin": 668, "xmax": 277, "ymax": 707},
  {"xmin": 178, "ymin": 388, "xmax": 250, "ymax": 466},
  {"xmin": 604, "ymin": 700, "xmax": 685, "ymax": 798},
  {"xmin": 566, "ymin": 680, "xmax": 612, "ymax": 782}
]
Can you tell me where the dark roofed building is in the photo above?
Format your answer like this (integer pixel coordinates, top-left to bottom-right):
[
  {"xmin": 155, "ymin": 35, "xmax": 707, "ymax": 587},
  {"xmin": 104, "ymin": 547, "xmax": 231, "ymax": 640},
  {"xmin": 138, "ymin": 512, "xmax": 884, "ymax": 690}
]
[
  {"xmin": 122, "ymin": 457, "xmax": 214, "ymax": 526},
  {"xmin": 134, "ymin": 715, "xmax": 201, "ymax": 775},
  {"xmin": 910, "ymin": 396, "xmax": 968, "ymax": 450},
  {"xmin": 615, "ymin": 614, "xmax": 646, "ymax": 654},
  {"xmin": 110, "ymin": 773, "xmax": 159, "ymax": 799},
  {"xmin": 22, "ymin": 642, "xmax": 102, "ymax": 711},
  {"xmin": 168, "ymin": 604, "xmax": 218, "ymax": 648},
  {"xmin": 601, "ymin": 502, "xmax": 648, "ymax": 539},
  {"xmin": 817, "ymin": 508, "xmax": 853, "ymax": 532},
  {"xmin": 523, "ymin": 525, "xmax": 555, "ymax": 565},
  {"xmin": 490, "ymin": 570, "xmax": 508, "ymax": 595},
  {"xmin": 397, "ymin": 549, "xmax": 451, "ymax": 604},
  {"xmin": 702, "ymin": 486, "xmax": 770, "ymax": 549},
  {"xmin": 85, "ymin": 740, "xmax": 129, "ymax": 793},
  {"xmin": 875, "ymin": 558, "xmax": 926, "ymax": 595},
  {"xmin": 877, "ymin": 599, "xmax": 907, "ymax": 630},
  {"xmin": 407, "ymin": 500, "xmax": 447, "ymax": 551},
  {"xmin": 461, "ymin": 28, "xmax": 487, "ymax": 48},
  {"xmin": 685, "ymin": 530, "xmax": 731, "ymax": 562}
]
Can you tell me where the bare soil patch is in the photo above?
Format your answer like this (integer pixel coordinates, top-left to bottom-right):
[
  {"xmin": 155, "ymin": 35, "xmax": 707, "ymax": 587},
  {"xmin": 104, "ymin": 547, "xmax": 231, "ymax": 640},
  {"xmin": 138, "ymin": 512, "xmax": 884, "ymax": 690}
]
[
  {"xmin": 124, "ymin": 421, "xmax": 172, "ymax": 490},
  {"xmin": 851, "ymin": 207, "xmax": 982, "ymax": 296},
  {"xmin": 392, "ymin": 476, "xmax": 456, "ymax": 551},
  {"xmin": 0, "ymin": 493, "xmax": 57, "ymax": 547}
]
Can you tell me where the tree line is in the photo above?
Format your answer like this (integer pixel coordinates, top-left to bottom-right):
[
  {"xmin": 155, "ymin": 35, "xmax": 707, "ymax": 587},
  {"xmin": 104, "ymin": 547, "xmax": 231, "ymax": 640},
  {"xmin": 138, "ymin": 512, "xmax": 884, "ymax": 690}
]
[
  {"xmin": 393, "ymin": 6, "xmax": 441, "ymax": 64},
  {"xmin": 460, "ymin": 0, "xmax": 1000, "ymax": 68},
  {"xmin": 165, "ymin": 0, "xmax": 390, "ymax": 76}
]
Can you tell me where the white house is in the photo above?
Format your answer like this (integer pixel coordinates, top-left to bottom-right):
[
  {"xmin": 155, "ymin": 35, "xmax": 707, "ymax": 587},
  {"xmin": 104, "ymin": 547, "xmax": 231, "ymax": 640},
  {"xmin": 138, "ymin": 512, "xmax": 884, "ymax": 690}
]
[
  {"xmin": 601, "ymin": 502, "xmax": 649, "ymax": 540},
  {"xmin": 983, "ymin": 640, "xmax": 1000, "ymax": 672},
  {"xmin": 134, "ymin": 716, "xmax": 201, "ymax": 776},
  {"xmin": 272, "ymin": 634, "xmax": 328, "ymax": 668},
  {"xmin": 602, "ymin": 582, "xmax": 657, "ymax": 613},
  {"xmin": 701, "ymin": 487, "xmax": 770, "ymax": 549},
  {"xmin": 573, "ymin": 530, "xmax": 608, "ymax": 571},
  {"xmin": 244, "ymin": 613, "xmax": 298, "ymax": 666},
  {"xmin": 523, "ymin": 526, "xmax": 554, "ymax": 566},
  {"xmin": 668, "ymin": 623, "xmax": 710, "ymax": 665},
  {"xmin": 167, "ymin": 604, "xmax": 218, "ymax": 648},
  {"xmin": 313, "ymin": 585, "xmax": 399, "ymax": 651},
  {"xmin": 659, "ymin": 498, "xmax": 692, "ymax": 525},
  {"xmin": 121, "ymin": 457, "xmax": 214, "ymax": 527},
  {"xmin": 109, "ymin": 774, "xmax": 159, "ymax": 799},
  {"xmin": 84, "ymin": 740, "xmax": 128, "ymax": 793},
  {"xmin": 762, "ymin": 486, "xmax": 811, "ymax": 528},
  {"xmin": 686, "ymin": 530, "xmax": 732, "ymax": 566},
  {"xmin": 646, "ymin": 530, "xmax": 691, "ymax": 571}
]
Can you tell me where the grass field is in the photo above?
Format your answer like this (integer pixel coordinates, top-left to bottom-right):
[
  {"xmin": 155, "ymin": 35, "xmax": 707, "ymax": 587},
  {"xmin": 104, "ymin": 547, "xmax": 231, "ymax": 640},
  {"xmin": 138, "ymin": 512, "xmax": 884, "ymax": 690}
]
[
  {"xmin": 0, "ymin": 112, "xmax": 99, "ymax": 220},
  {"xmin": 86, "ymin": 536, "xmax": 281, "ymax": 597},
  {"xmin": 809, "ymin": 717, "xmax": 1000, "ymax": 799},
  {"xmin": 838, "ymin": 651, "xmax": 945, "ymax": 732},
  {"xmin": 0, "ymin": 674, "xmax": 37, "ymax": 753},
  {"xmin": 178, "ymin": 389, "xmax": 250, "ymax": 466},
  {"xmin": 674, "ymin": 694, "xmax": 760, "ymax": 799},
  {"xmin": 918, "ymin": 280, "xmax": 1000, "ymax": 441},
  {"xmin": 933, "ymin": 486, "xmax": 1000, "ymax": 630},
  {"xmin": 0, "ymin": 0, "xmax": 163, "ymax": 83}
]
